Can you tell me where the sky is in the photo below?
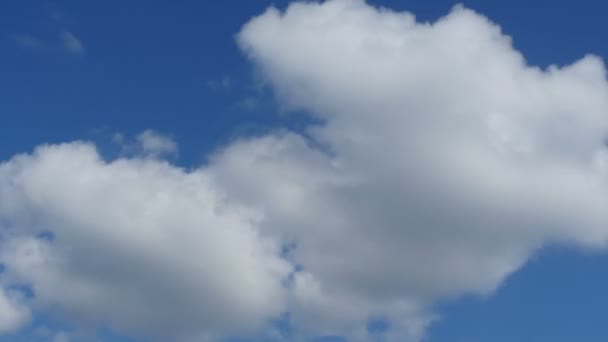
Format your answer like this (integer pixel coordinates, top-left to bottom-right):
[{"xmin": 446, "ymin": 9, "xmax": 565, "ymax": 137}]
[{"xmin": 1, "ymin": 0, "xmax": 608, "ymax": 341}]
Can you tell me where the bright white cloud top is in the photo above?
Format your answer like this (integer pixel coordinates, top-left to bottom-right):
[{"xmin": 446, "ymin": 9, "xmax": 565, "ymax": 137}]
[{"xmin": 1, "ymin": 0, "xmax": 608, "ymax": 341}]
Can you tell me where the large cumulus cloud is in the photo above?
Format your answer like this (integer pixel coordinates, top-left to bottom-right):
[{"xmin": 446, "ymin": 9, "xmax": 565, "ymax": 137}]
[
  {"xmin": 234, "ymin": 0, "xmax": 608, "ymax": 338},
  {"xmin": 0, "ymin": 142, "xmax": 289, "ymax": 340},
  {"xmin": 1, "ymin": 0, "xmax": 608, "ymax": 341}
]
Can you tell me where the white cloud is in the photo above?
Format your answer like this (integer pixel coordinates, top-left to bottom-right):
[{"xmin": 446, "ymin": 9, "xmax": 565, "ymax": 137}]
[
  {"xmin": 1, "ymin": 0, "xmax": 608, "ymax": 341},
  {"xmin": 135, "ymin": 129, "xmax": 178, "ymax": 158},
  {"xmin": 0, "ymin": 143, "xmax": 289, "ymax": 340},
  {"xmin": 0, "ymin": 287, "xmax": 30, "ymax": 334},
  {"xmin": 231, "ymin": 0, "xmax": 608, "ymax": 338}
]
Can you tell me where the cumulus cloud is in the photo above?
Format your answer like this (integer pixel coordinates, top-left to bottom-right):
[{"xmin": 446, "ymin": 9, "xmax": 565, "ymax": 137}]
[
  {"xmin": 1, "ymin": 0, "xmax": 608, "ymax": 341},
  {"xmin": 232, "ymin": 0, "xmax": 608, "ymax": 338},
  {"xmin": 0, "ymin": 143, "xmax": 289, "ymax": 340}
]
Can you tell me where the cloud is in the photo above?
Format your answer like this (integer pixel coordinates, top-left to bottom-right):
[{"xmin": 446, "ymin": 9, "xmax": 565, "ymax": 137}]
[
  {"xmin": 0, "ymin": 143, "xmax": 289, "ymax": 340},
  {"xmin": 206, "ymin": 76, "xmax": 233, "ymax": 90},
  {"xmin": 12, "ymin": 30, "xmax": 85, "ymax": 56},
  {"xmin": 59, "ymin": 31, "xmax": 85, "ymax": 56},
  {"xmin": 231, "ymin": 0, "xmax": 608, "ymax": 338},
  {"xmin": 0, "ymin": 287, "xmax": 30, "ymax": 334},
  {"xmin": 51, "ymin": 331, "xmax": 71, "ymax": 342},
  {"xmin": 11, "ymin": 33, "xmax": 44, "ymax": 50},
  {"xmin": 135, "ymin": 130, "xmax": 178, "ymax": 158},
  {"xmin": 0, "ymin": 0, "xmax": 608, "ymax": 341},
  {"xmin": 111, "ymin": 130, "xmax": 179, "ymax": 159},
  {"xmin": 10, "ymin": 4, "xmax": 84, "ymax": 57}
]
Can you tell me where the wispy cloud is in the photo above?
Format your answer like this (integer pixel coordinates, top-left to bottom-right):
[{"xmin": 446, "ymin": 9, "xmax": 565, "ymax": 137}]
[
  {"xmin": 206, "ymin": 75, "xmax": 233, "ymax": 90},
  {"xmin": 49, "ymin": 6, "xmax": 65, "ymax": 22},
  {"xmin": 59, "ymin": 30, "xmax": 85, "ymax": 56},
  {"xmin": 10, "ymin": 4, "xmax": 85, "ymax": 57},
  {"xmin": 112, "ymin": 130, "xmax": 178, "ymax": 159},
  {"xmin": 11, "ymin": 33, "xmax": 45, "ymax": 49},
  {"xmin": 11, "ymin": 30, "xmax": 85, "ymax": 56}
]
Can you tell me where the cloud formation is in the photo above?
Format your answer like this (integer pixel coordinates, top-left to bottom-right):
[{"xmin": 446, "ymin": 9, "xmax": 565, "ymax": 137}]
[
  {"xmin": 1, "ymin": 0, "xmax": 608, "ymax": 340},
  {"xmin": 135, "ymin": 130, "xmax": 179, "ymax": 158},
  {"xmin": 59, "ymin": 31, "xmax": 85, "ymax": 56},
  {"xmin": 12, "ymin": 30, "xmax": 85, "ymax": 56},
  {"xmin": 0, "ymin": 143, "xmax": 288, "ymax": 340},
  {"xmin": 234, "ymin": 0, "xmax": 608, "ymax": 337},
  {"xmin": 0, "ymin": 288, "xmax": 30, "ymax": 334}
]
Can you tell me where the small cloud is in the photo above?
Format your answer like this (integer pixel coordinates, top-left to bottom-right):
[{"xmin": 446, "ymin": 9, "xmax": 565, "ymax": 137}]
[
  {"xmin": 11, "ymin": 30, "xmax": 85, "ymax": 56},
  {"xmin": 206, "ymin": 75, "xmax": 233, "ymax": 90},
  {"xmin": 9, "ymin": 4, "xmax": 84, "ymax": 57},
  {"xmin": 52, "ymin": 331, "xmax": 71, "ymax": 342},
  {"xmin": 234, "ymin": 96, "xmax": 260, "ymax": 112},
  {"xmin": 11, "ymin": 33, "xmax": 45, "ymax": 49},
  {"xmin": 0, "ymin": 288, "xmax": 31, "ymax": 334},
  {"xmin": 60, "ymin": 31, "xmax": 85, "ymax": 56},
  {"xmin": 111, "ymin": 132, "xmax": 126, "ymax": 145},
  {"xmin": 112, "ymin": 130, "xmax": 178, "ymax": 159},
  {"xmin": 50, "ymin": 7, "xmax": 65, "ymax": 22},
  {"xmin": 136, "ymin": 130, "xmax": 178, "ymax": 158}
]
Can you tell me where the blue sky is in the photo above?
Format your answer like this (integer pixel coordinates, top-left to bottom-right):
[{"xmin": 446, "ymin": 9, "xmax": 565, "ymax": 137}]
[{"xmin": 1, "ymin": 1, "xmax": 608, "ymax": 341}]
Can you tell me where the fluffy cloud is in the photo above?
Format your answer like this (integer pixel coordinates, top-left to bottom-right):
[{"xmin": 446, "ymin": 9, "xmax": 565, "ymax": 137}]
[
  {"xmin": 232, "ymin": 0, "xmax": 608, "ymax": 338},
  {"xmin": 0, "ymin": 143, "xmax": 289, "ymax": 340},
  {"xmin": 1, "ymin": 0, "xmax": 608, "ymax": 341}
]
